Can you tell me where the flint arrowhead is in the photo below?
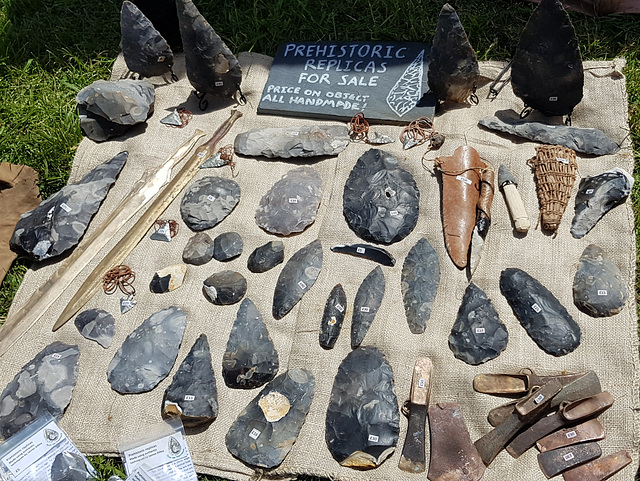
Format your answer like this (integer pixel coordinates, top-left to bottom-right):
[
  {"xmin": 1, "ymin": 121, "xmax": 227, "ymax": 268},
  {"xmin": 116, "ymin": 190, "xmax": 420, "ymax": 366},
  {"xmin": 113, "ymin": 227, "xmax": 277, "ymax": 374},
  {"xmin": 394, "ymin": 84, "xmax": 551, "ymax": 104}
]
[
  {"xmin": 256, "ymin": 167, "xmax": 322, "ymax": 236},
  {"xmin": 272, "ymin": 239, "xmax": 322, "ymax": 319},
  {"xmin": 511, "ymin": 0, "xmax": 583, "ymax": 116},
  {"xmin": 74, "ymin": 308, "xmax": 115, "ymax": 348},
  {"xmin": 182, "ymin": 232, "xmax": 215, "ymax": 265},
  {"xmin": 11, "ymin": 152, "xmax": 127, "ymax": 261},
  {"xmin": 180, "ymin": 176, "xmax": 241, "ymax": 231},
  {"xmin": 352, "ymin": 266, "xmax": 385, "ymax": 348},
  {"xmin": 226, "ymin": 369, "xmax": 315, "ymax": 468},
  {"xmin": 247, "ymin": 240, "xmax": 284, "ymax": 273},
  {"xmin": 234, "ymin": 125, "xmax": 349, "ymax": 158},
  {"xmin": 0, "ymin": 342, "xmax": 79, "ymax": 438},
  {"xmin": 319, "ymin": 284, "xmax": 347, "ymax": 349},
  {"xmin": 326, "ymin": 347, "xmax": 399, "ymax": 469},
  {"xmin": 343, "ymin": 149, "xmax": 419, "ymax": 244},
  {"xmin": 120, "ymin": 1, "xmax": 174, "ymax": 78},
  {"xmin": 222, "ymin": 299, "xmax": 279, "ymax": 389},
  {"xmin": 449, "ymin": 282, "xmax": 508, "ymax": 365},
  {"xmin": 500, "ymin": 268, "xmax": 581, "ymax": 356},
  {"xmin": 176, "ymin": 0, "xmax": 242, "ymax": 99},
  {"xmin": 402, "ymin": 238, "xmax": 440, "ymax": 334},
  {"xmin": 162, "ymin": 334, "xmax": 218, "ymax": 427},
  {"xmin": 212, "ymin": 231, "xmax": 243, "ymax": 261},
  {"xmin": 427, "ymin": 3, "xmax": 480, "ymax": 103},
  {"xmin": 203, "ymin": 270, "xmax": 247, "ymax": 305},
  {"xmin": 571, "ymin": 168, "xmax": 633, "ymax": 238},
  {"xmin": 573, "ymin": 244, "xmax": 627, "ymax": 317},
  {"xmin": 107, "ymin": 307, "xmax": 186, "ymax": 394}
]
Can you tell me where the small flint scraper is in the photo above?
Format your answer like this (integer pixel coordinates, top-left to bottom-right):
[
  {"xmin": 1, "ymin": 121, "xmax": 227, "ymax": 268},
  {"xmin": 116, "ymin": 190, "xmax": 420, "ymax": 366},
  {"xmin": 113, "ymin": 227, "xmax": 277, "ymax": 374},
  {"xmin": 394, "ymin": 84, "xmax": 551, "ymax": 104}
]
[
  {"xmin": 562, "ymin": 450, "xmax": 632, "ymax": 481},
  {"xmin": 498, "ymin": 164, "xmax": 530, "ymax": 233},
  {"xmin": 398, "ymin": 357, "xmax": 432, "ymax": 473},
  {"xmin": 538, "ymin": 442, "xmax": 602, "ymax": 478},
  {"xmin": 428, "ymin": 403, "xmax": 485, "ymax": 481}
]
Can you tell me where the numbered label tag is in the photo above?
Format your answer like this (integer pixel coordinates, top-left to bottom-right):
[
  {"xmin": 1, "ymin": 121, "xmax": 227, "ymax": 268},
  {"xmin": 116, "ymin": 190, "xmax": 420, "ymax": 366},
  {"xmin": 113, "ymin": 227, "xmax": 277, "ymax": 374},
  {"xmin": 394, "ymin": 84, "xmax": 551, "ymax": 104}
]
[
  {"xmin": 356, "ymin": 247, "xmax": 366, "ymax": 254},
  {"xmin": 298, "ymin": 281, "xmax": 307, "ymax": 290},
  {"xmin": 418, "ymin": 378, "xmax": 426, "ymax": 388},
  {"xmin": 360, "ymin": 306, "xmax": 370, "ymax": 313},
  {"xmin": 563, "ymin": 452, "xmax": 575, "ymax": 462},
  {"xmin": 585, "ymin": 189, "xmax": 594, "ymax": 195},
  {"xmin": 475, "ymin": 327, "xmax": 485, "ymax": 334},
  {"xmin": 206, "ymin": 195, "xmax": 216, "ymax": 202},
  {"xmin": 597, "ymin": 290, "xmax": 607, "ymax": 296},
  {"xmin": 335, "ymin": 304, "xmax": 344, "ymax": 312},
  {"xmin": 549, "ymin": 96, "xmax": 558, "ymax": 101},
  {"xmin": 456, "ymin": 175, "xmax": 472, "ymax": 185},
  {"xmin": 566, "ymin": 431, "xmax": 577, "ymax": 439},
  {"xmin": 51, "ymin": 353, "xmax": 62, "ymax": 360},
  {"xmin": 368, "ymin": 435, "xmax": 379, "ymax": 443},
  {"xmin": 389, "ymin": 210, "xmax": 399, "ymax": 216},
  {"xmin": 288, "ymin": 198, "xmax": 298, "ymax": 204},
  {"xmin": 249, "ymin": 428, "xmax": 261, "ymax": 439},
  {"xmin": 215, "ymin": 81, "xmax": 224, "ymax": 87},
  {"xmin": 59, "ymin": 203, "xmax": 72, "ymax": 213},
  {"xmin": 197, "ymin": 152, "xmax": 206, "ymax": 158},
  {"xmin": 184, "ymin": 395, "xmax": 195, "ymax": 401},
  {"xmin": 531, "ymin": 303, "xmax": 542, "ymax": 313},
  {"xmin": 534, "ymin": 393, "xmax": 545, "ymax": 404},
  {"xmin": 556, "ymin": 157, "xmax": 569, "ymax": 164}
]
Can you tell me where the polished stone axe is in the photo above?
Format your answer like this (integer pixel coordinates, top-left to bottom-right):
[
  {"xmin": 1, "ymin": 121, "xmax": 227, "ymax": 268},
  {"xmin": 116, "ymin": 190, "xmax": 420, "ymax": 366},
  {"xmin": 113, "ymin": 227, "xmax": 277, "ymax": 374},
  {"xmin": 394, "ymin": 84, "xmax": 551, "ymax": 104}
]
[
  {"xmin": 538, "ymin": 442, "xmax": 602, "ymax": 478},
  {"xmin": 506, "ymin": 391, "xmax": 613, "ymax": 458},
  {"xmin": 398, "ymin": 357, "xmax": 432, "ymax": 473},
  {"xmin": 427, "ymin": 403, "xmax": 485, "ymax": 481},
  {"xmin": 562, "ymin": 450, "xmax": 632, "ymax": 481}
]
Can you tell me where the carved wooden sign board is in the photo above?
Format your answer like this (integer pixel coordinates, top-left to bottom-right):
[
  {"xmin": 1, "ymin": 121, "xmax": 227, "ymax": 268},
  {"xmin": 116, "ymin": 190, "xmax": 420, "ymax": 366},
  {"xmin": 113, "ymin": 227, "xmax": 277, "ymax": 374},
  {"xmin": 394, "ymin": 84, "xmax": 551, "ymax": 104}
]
[{"xmin": 258, "ymin": 41, "xmax": 436, "ymax": 124}]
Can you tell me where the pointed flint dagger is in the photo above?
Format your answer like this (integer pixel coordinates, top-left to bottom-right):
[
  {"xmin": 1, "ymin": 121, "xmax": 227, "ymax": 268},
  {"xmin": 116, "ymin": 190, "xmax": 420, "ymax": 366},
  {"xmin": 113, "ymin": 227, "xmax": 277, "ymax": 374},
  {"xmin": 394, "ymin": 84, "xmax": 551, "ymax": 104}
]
[
  {"xmin": 498, "ymin": 164, "xmax": 530, "ymax": 233},
  {"xmin": 398, "ymin": 357, "xmax": 433, "ymax": 473}
]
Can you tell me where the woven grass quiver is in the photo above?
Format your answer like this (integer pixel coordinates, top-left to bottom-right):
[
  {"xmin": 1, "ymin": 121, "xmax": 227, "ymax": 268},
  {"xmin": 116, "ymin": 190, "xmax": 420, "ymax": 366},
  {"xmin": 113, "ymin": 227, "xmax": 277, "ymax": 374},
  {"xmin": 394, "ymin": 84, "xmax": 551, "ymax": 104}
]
[{"xmin": 527, "ymin": 145, "xmax": 577, "ymax": 233}]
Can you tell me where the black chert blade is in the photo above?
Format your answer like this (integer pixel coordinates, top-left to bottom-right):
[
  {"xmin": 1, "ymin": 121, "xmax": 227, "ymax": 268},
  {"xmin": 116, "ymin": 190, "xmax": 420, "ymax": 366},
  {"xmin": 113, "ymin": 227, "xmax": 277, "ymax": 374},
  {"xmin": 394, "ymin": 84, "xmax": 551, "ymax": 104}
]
[
  {"xmin": 331, "ymin": 243, "xmax": 395, "ymax": 267},
  {"xmin": 401, "ymin": 238, "xmax": 440, "ymax": 334},
  {"xmin": 500, "ymin": 268, "xmax": 581, "ymax": 356},
  {"xmin": 121, "ymin": 1, "xmax": 174, "ymax": 78},
  {"xmin": 226, "ymin": 369, "xmax": 315, "ymax": 469},
  {"xmin": 176, "ymin": 0, "xmax": 242, "ymax": 99},
  {"xmin": 573, "ymin": 244, "xmax": 627, "ymax": 317},
  {"xmin": 326, "ymin": 346, "xmax": 399, "ymax": 469},
  {"xmin": 319, "ymin": 284, "xmax": 347, "ymax": 349},
  {"xmin": 0, "ymin": 342, "xmax": 79, "ymax": 438},
  {"xmin": 222, "ymin": 298, "xmax": 279, "ymax": 389},
  {"xmin": 107, "ymin": 307, "xmax": 186, "ymax": 394},
  {"xmin": 343, "ymin": 149, "xmax": 419, "ymax": 244},
  {"xmin": 427, "ymin": 3, "xmax": 480, "ymax": 103},
  {"xmin": 162, "ymin": 334, "xmax": 218, "ymax": 427},
  {"xmin": 272, "ymin": 239, "xmax": 322, "ymax": 320},
  {"xmin": 10, "ymin": 152, "xmax": 127, "ymax": 261},
  {"xmin": 247, "ymin": 240, "xmax": 284, "ymax": 273},
  {"xmin": 511, "ymin": 0, "xmax": 583, "ymax": 116},
  {"xmin": 448, "ymin": 282, "xmax": 508, "ymax": 365},
  {"xmin": 352, "ymin": 266, "xmax": 385, "ymax": 348},
  {"xmin": 571, "ymin": 168, "xmax": 633, "ymax": 239}
]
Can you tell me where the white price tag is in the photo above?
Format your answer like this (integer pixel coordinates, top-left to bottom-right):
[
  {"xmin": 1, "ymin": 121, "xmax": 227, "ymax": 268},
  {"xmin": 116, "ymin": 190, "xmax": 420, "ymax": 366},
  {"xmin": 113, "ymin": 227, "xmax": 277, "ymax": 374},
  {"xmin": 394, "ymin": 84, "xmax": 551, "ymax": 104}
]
[
  {"xmin": 534, "ymin": 394, "xmax": 545, "ymax": 404},
  {"xmin": 368, "ymin": 435, "xmax": 379, "ymax": 442},
  {"xmin": 389, "ymin": 210, "xmax": 399, "ymax": 216},
  {"xmin": 563, "ymin": 452, "xmax": 575, "ymax": 462},
  {"xmin": 566, "ymin": 431, "xmax": 577, "ymax": 439},
  {"xmin": 556, "ymin": 157, "xmax": 569, "ymax": 164},
  {"xmin": 456, "ymin": 175, "xmax": 472, "ymax": 185},
  {"xmin": 597, "ymin": 290, "xmax": 607, "ymax": 296},
  {"xmin": 249, "ymin": 428, "xmax": 261, "ymax": 439},
  {"xmin": 215, "ymin": 81, "xmax": 224, "ymax": 87},
  {"xmin": 475, "ymin": 327, "xmax": 485, "ymax": 334},
  {"xmin": 549, "ymin": 96, "xmax": 558, "ymax": 101},
  {"xmin": 197, "ymin": 152, "xmax": 206, "ymax": 158},
  {"xmin": 59, "ymin": 203, "xmax": 72, "ymax": 213},
  {"xmin": 335, "ymin": 304, "xmax": 344, "ymax": 312},
  {"xmin": 585, "ymin": 189, "xmax": 594, "ymax": 194},
  {"xmin": 532, "ymin": 303, "xmax": 542, "ymax": 313},
  {"xmin": 206, "ymin": 195, "xmax": 216, "ymax": 202},
  {"xmin": 356, "ymin": 247, "xmax": 366, "ymax": 254},
  {"xmin": 298, "ymin": 281, "xmax": 307, "ymax": 290},
  {"xmin": 360, "ymin": 306, "xmax": 370, "ymax": 313},
  {"xmin": 51, "ymin": 353, "xmax": 62, "ymax": 360},
  {"xmin": 288, "ymin": 198, "xmax": 298, "ymax": 204},
  {"xmin": 184, "ymin": 395, "xmax": 195, "ymax": 401},
  {"xmin": 418, "ymin": 378, "xmax": 426, "ymax": 388}
]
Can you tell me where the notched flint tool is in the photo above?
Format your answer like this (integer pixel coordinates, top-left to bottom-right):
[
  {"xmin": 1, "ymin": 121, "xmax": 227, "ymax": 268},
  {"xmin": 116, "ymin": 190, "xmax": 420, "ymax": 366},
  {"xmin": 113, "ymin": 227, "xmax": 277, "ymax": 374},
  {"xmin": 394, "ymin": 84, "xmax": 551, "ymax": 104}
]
[
  {"xmin": 538, "ymin": 442, "xmax": 602, "ymax": 478},
  {"xmin": 562, "ymin": 450, "xmax": 632, "ymax": 481},
  {"xmin": 498, "ymin": 164, "xmax": 530, "ymax": 233},
  {"xmin": 474, "ymin": 380, "xmax": 561, "ymax": 466},
  {"xmin": 428, "ymin": 403, "xmax": 485, "ymax": 481},
  {"xmin": 473, "ymin": 369, "xmax": 584, "ymax": 396},
  {"xmin": 398, "ymin": 357, "xmax": 433, "ymax": 473},
  {"xmin": 537, "ymin": 419, "xmax": 605, "ymax": 453},
  {"xmin": 506, "ymin": 391, "xmax": 613, "ymax": 458}
]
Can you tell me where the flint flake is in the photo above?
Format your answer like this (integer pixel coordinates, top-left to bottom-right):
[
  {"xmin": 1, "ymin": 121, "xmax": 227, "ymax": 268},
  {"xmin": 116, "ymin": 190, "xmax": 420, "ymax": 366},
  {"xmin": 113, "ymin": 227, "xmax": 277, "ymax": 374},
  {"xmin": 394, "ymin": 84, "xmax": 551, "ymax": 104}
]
[
  {"xmin": 203, "ymin": 270, "xmax": 247, "ymax": 305},
  {"xmin": 573, "ymin": 244, "xmax": 627, "ymax": 317},
  {"xmin": 352, "ymin": 266, "xmax": 385, "ymax": 348},
  {"xmin": 182, "ymin": 232, "xmax": 215, "ymax": 265},
  {"xmin": 50, "ymin": 452, "xmax": 93, "ymax": 481},
  {"xmin": 107, "ymin": 307, "xmax": 186, "ymax": 394},
  {"xmin": 213, "ymin": 232, "xmax": 243, "ymax": 261},
  {"xmin": 0, "ymin": 342, "xmax": 79, "ymax": 438},
  {"xmin": 247, "ymin": 240, "xmax": 284, "ymax": 273},
  {"xmin": 222, "ymin": 299, "xmax": 279, "ymax": 389},
  {"xmin": 150, "ymin": 264, "xmax": 187, "ymax": 293},
  {"xmin": 74, "ymin": 309, "xmax": 115, "ymax": 348},
  {"xmin": 401, "ymin": 238, "xmax": 440, "ymax": 334},
  {"xmin": 180, "ymin": 176, "xmax": 241, "ymax": 231}
]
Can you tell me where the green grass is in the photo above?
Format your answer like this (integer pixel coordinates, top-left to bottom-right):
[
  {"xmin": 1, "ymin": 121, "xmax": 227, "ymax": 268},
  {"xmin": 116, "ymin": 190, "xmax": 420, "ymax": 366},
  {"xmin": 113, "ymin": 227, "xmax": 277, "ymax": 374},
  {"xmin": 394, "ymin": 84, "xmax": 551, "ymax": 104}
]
[{"xmin": 1, "ymin": 0, "xmax": 639, "ymax": 479}]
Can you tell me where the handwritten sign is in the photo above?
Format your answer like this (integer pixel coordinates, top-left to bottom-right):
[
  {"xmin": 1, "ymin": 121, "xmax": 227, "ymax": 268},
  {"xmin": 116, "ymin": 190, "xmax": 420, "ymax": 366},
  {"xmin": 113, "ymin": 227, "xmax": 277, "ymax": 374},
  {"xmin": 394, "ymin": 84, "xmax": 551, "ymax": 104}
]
[{"xmin": 258, "ymin": 41, "xmax": 436, "ymax": 123}]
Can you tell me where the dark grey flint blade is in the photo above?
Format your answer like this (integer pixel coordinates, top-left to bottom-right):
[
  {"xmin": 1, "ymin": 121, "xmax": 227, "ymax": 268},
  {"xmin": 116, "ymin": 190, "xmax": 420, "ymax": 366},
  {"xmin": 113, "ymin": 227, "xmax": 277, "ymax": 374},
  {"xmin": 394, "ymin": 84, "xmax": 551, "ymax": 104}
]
[
  {"xmin": 402, "ymin": 238, "xmax": 440, "ymax": 334},
  {"xmin": 343, "ymin": 149, "xmax": 420, "ymax": 244},
  {"xmin": 326, "ymin": 346, "xmax": 399, "ymax": 469},
  {"xmin": 247, "ymin": 240, "xmax": 284, "ymax": 273},
  {"xmin": 226, "ymin": 369, "xmax": 315, "ymax": 469},
  {"xmin": 352, "ymin": 266, "xmax": 386, "ymax": 348},
  {"xmin": 331, "ymin": 243, "xmax": 395, "ymax": 267},
  {"xmin": 255, "ymin": 167, "xmax": 323, "ymax": 236},
  {"xmin": 573, "ymin": 244, "xmax": 627, "ymax": 317},
  {"xmin": 223, "ymin": 298, "xmax": 279, "ymax": 389},
  {"xmin": 319, "ymin": 284, "xmax": 347, "ymax": 349},
  {"xmin": 176, "ymin": 0, "xmax": 242, "ymax": 99},
  {"xmin": 449, "ymin": 282, "xmax": 508, "ymax": 365},
  {"xmin": 107, "ymin": 307, "xmax": 187, "ymax": 394},
  {"xmin": 478, "ymin": 115, "xmax": 619, "ymax": 156},
  {"xmin": 511, "ymin": 0, "xmax": 583, "ymax": 116},
  {"xmin": 571, "ymin": 168, "xmax": 633, "ymax": 238},
  {"xmin": 273, "ymin": 239, "xmax": 323, "ymax": 320},
  {"xmin": 427, "ymin": 3, "xmax": 480, "ymax": 103},
  {"xmin": 162, "ymin": 334, "xmax": 218, "ymax": 427},
  {"xmin": 0, "ymin": 342, "xmax": 79, "ymax": 439},
  {"xmin": 500, "ymin": 268, "xmax": 581, "ymax": 356},
  {"xmin": 10, "ymin": 152, "xmax": 127, "ymax": 261},
  {"xmin": 121, "ymin": 1, "xmax": 174, "ymax": 78}
]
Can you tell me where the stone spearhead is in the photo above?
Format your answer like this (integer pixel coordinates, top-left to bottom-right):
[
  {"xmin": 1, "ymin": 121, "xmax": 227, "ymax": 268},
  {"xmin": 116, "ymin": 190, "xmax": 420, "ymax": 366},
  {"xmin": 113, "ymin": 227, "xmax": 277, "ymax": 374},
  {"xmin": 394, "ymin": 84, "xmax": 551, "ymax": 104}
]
[{"xmin": 401, "ymin": 238, "xmax": 440, "ymax": 334}]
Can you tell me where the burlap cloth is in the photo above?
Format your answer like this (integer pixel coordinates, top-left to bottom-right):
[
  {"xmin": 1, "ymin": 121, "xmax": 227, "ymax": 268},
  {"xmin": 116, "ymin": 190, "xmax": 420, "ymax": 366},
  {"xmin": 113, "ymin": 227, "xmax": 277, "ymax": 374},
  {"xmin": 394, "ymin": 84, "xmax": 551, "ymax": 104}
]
[{"xmin": 3, "ymin": 53, "xmax": 638, "ymax": 480}]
